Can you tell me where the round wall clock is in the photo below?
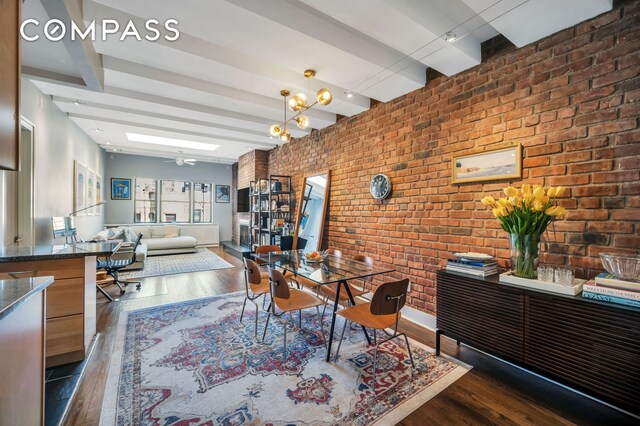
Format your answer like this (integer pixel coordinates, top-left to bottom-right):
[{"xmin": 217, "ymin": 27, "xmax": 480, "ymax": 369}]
[{"xmin": 370, "ymin": 173, "xmax": 392, "ymax": 200}]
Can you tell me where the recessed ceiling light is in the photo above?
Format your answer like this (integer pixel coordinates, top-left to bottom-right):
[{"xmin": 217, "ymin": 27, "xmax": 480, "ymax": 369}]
[
  {"xmin": 344, "ymin": 90, "xmax": 354, "ymax": 98},
  {"xmin": 93, "ymin": 128, "xmax": 103, "ymax": 132},
  {"xmin": 126, "ymin": 133, "xmax": 220, "ymax": 152},
  {"xmin": 106, "ymin": 142, "xmax": 111, "ymax": 145},
  {"xmin": 74, "ymin": 99, "xmax": 84, "ymax": 105},
  {"xmin": 444, "ymin": 31, "xmax": 457, "ymax": 43}
]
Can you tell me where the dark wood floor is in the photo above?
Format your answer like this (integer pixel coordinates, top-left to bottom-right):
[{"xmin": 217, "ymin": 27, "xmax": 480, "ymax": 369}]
[{"xmin": 64, "ymin": 247, "xmax": 636, "ymax": 425}]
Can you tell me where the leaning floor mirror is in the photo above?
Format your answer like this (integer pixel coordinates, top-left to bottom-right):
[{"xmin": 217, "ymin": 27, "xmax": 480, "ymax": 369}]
[{"xmin": 292, "ymin": 171, "xmax": 331, "ymax": 251}]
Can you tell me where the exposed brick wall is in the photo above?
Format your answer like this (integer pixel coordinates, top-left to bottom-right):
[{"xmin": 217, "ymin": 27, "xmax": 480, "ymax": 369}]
[
  {"xmin": 233, "ymin": 150, "xmax": 269, "ymax": 244},
  {"xmin": 266, "ymin": 1, "xmax": 640, "ymax": 315}
]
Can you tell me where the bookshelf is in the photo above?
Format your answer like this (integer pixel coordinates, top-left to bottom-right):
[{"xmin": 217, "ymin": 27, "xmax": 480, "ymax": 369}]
[{"xmin": 248, "ymin": 175, "xmax": 292, "ymax": 250}]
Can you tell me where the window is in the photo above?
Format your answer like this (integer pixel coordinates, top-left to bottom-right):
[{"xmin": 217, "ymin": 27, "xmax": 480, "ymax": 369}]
[
  {"xmin": 133, "ymin": 178, "xmax": 217, "ymax": 223},
  {"xmin": 134, "ymin": 178, "xmax": 157, "ymax": 223},
  {"xmin": 193, "ymin": 182, "xmax": 212, "ymax": 223},
  {"xmin": 160, "ymin": 180, "xmax": 191, "ymax": 223}
]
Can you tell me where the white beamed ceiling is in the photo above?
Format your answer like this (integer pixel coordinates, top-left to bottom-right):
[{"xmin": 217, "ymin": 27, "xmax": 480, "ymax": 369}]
[{"xmin": 23, "ymin": 0, "xmax": 612, "ymax": 163}]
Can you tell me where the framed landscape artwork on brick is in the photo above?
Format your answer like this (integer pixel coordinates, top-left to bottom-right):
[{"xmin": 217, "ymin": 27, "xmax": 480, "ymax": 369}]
[{"xmin": 452, "ymin": 144, "xmax": 522, "ymax": 184}]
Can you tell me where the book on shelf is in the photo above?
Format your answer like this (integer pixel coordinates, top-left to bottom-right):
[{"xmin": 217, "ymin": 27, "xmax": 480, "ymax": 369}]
[
  {"xmin": 446, "ymin": 264, "xmax": 498, "ymax": 274},
  {"xmin": 594, "ymin": 272, "xmax": 640, "ymax": 292},
  {"xmin": 448, "ymin": 258, "xmax": 497, "ymax": 268},
  {"xmin": 582, "ymin": 291, "xmax": 640, "ymax": 308},
  {"xmin": 583, "ymin": 280, "xmax": 640, "ymax": 301},
  {"xmin": 446, "ymin": 264, "xmax": 498, "ymax": 277}
]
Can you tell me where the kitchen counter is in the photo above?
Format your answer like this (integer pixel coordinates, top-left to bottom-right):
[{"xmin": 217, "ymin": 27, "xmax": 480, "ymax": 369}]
[
  {"xmin": 0, "ymin": 242, "xmax": 120, "ymax": 263},
  {"xmin": 0, "ymin": 243, "xmax": 117, "ymax": 367},
  {"xmin": 0, "ymin": 276, "xmax": 54, "ymax": 320}
]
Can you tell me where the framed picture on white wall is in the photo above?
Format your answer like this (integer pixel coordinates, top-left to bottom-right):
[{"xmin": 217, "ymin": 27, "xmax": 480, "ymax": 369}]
[
  {"xmin": 95, "ymin": 174, "xmax": 103, "ymax": 216},
  {"xmin": 74, "ymin": 160, "xmax": 88, "ymax": 216},
  {"xmin": 86, "ymin": 168, "xmax": 96, "ymax": 216},
  {"xmin": 216, "ymin": 185, "xmax": 230, "ymax": 203}
]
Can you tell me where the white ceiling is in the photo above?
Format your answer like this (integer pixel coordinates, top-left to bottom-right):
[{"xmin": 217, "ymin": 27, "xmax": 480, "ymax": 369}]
[{"xmin": 22, "ymin": 0, "xmax": 612, "ymax": 163}]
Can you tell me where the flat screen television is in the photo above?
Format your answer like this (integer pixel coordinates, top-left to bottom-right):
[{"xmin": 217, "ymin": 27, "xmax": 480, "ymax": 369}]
[{"xmin": 237, "ymin": 187, "xmax": 250, "ymax": 212}]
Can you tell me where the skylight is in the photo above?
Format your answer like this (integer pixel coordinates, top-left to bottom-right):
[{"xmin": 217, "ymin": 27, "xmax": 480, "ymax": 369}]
[{"xmin": 126, "ymin": 133, "xmax": 220, "ymax": 152}]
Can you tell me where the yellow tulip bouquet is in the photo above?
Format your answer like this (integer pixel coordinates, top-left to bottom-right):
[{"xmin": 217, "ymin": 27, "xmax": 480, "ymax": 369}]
[{"xmin": 481, "ymin": 184, "xmax": 567, "ymax": 278}]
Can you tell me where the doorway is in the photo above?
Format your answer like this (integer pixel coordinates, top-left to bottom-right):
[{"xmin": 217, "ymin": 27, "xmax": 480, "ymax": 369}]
[{"xmin": 0, "ymin": 118, "xmax": 34, "ymax": 246}]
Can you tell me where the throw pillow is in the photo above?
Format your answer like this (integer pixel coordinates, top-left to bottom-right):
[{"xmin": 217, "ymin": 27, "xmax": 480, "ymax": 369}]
[
  {"xmin": 122, "ymin": 227, "xmax": 139, "ymax": 242},
  {"xmin": 93, "ymin": 230, "xmax": 109, "ymax": 241},
  {"xmin": 163, "ymin": 225, "xmax": 180, "ymax": 238},
  {"xmin": 151, "ymin": 226, "xmax": 166, "ymax": 238},
  {"xmin": 107, "ymin": 228, "xmax": 125, "ymax": 240}
]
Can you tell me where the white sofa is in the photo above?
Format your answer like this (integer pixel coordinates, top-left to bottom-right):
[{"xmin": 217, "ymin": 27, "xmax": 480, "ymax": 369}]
[
  {"xmin": 130, "ymin": 225, "xmax": 197, "ymax": 256},
  {"xmin": 96, "ymin": 225, "xmax": 198, "ymax": 270}
]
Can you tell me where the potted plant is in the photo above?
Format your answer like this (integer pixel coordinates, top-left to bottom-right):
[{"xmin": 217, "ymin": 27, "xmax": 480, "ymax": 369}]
[{"xmin": 481, "ymin": 185, "xmax": 567, "ymax": 279}]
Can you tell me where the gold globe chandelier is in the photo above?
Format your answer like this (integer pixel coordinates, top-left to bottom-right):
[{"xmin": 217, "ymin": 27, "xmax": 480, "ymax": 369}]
[{"xmin": 269, "ymin": 69, "xmax": 332, "ymax": 142}]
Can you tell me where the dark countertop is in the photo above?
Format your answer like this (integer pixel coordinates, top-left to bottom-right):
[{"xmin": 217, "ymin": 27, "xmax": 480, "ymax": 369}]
[
  {"xmin": 0, "ymin": 276, "xmax": 54, "ymax": 320},
  {"xmin": 0, "ymin": 242, "xmax": 120, "ymax": 263}
]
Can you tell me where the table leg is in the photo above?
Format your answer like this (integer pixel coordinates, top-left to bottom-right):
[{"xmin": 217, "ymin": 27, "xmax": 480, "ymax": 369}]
[
  {"xmin": 435, "ymin": 328, "xmax": 442, "ymax": 356},
  {"xmin": 325, "ymin": 280, "xmax": 343, "ymax": 362},
  {"xmin": 342, "ymin": 281, "xmax": 372, "ymax": 345}
]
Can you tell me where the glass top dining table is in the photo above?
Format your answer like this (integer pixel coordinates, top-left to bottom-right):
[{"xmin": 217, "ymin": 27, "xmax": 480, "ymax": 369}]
[
  {"xmin": 252, "ymin": 250, "xmax": 395, "ymax": 286},
  {"xmin": 252, "ymin": 250, "xmax": 396, "ymax": 362}
]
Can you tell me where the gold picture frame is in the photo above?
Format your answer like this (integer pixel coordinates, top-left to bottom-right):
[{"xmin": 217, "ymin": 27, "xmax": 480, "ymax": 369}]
[{"xmin": 452, "ymin": 144, "xmax": 522, "ymax": 184}]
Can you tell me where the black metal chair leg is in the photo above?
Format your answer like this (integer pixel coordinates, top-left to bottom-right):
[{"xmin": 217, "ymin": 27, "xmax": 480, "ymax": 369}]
[
  {"xmin": 240, "ymin": 297, "xmax": 248, "ymax": 322},
  {"xmin": 334, "ymin": 318, "xmax": 349, "ymax": 361},
  {"xmin": 262, "ymin": 312, "xmax": 271, "ymax": 341},
  {"xmin": 120, "ymin": 279, "xmax": 141, "ymax": 291},
  {"xmin": 402, "ymin": 333, "xmax": 415, "ymax": 368},
  {"xmin": 96, "ymin": 285, "xmax": 115, "ymax": 302}
]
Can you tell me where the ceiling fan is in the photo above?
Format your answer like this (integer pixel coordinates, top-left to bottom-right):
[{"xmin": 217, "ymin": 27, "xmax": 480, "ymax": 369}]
[{"xmin": 164, "ymin": 151, "xmax": 196, "ymax": 166}]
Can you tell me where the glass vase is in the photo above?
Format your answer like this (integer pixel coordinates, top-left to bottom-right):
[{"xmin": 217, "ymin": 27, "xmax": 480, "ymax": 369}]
[{"xmin": 509, "ymin": 233, "xmax": 541, "ymax": 279}]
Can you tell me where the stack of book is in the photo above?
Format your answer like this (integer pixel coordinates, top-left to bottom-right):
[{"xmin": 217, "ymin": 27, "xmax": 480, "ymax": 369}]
[
  {"xmin": 446, "ymin": 257, "xmax": 498, "ymax": 277},
  {"xmin": 582, "ymin": 272, "xmax": 640, "ymax": 308}
]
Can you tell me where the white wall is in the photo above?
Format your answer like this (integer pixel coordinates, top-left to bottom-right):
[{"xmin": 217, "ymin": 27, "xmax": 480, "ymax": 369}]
[
  {"xmin": 104, "ymin": 153, "xmax": 233, "ymax": 241},
  {"xmin": 19, "ymin": 78, "xmax": 106, "ymax": 244}
]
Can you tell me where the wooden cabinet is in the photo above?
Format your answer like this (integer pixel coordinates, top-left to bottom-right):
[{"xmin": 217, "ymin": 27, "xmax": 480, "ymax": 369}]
[
  {"xmin": 0, "ymin": 290, "xmax": 45, "ymax": 425},
  {"xmin": 46, "ymin": 315, "xmax": 85, "ymax": 357},
  {"xmin": 436, "ymin": 271, "xmax": 640, "ymax": 415},
  {"xmin": 437, "ymin": 271, "xmax": 525, "ymax": 363},
  {"xmin": 46, "ymin": 277, "xmax": 85, "ymax": 318},
  {"xmin": 525, "ymin": 293, "xmax": 640, "ymax": 414},
  {"xmin": 0, "ymin": 0, "xmax": 21, "ymax": 170},
  {"xmin": 0, "ymin": 257, "xmax": 97, "ymax": 367}
]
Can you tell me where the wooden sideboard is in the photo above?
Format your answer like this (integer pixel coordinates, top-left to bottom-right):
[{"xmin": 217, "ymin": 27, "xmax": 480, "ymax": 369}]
[{"xmin": 436, "ymin": 270, "xmax": 640, "ymax": 416}]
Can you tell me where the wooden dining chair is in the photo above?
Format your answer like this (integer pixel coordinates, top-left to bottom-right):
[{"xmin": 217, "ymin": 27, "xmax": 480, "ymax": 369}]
[
  {"xmin": 333, "ymin": 278, "xmax": 415, "ymax": 393},
  {"xmin": 240, "ymin": 258, "xmax": 271, "ymax": 338},
  {"xmin": 262, "ymin": 267, "xmax": 327, "ymax": 359},
  {"xmin": 320, "ymin": 255, "xmax": 373, "ymax": 319},
  {"xmin": 255, "ymin": 245, "xmax": 295, "ymax": 280}
]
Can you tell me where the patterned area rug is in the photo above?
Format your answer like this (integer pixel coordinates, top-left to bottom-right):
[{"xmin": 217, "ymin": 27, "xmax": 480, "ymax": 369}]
[
  {"xmin": 100, "ymin": 292, "xmax": 469, "ymax": 426},
  {"xmin": 119, "ymin": 249, "xmax": 234, "ymax": 279}
]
